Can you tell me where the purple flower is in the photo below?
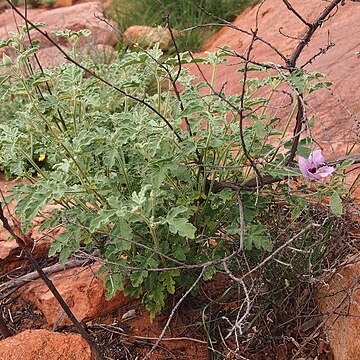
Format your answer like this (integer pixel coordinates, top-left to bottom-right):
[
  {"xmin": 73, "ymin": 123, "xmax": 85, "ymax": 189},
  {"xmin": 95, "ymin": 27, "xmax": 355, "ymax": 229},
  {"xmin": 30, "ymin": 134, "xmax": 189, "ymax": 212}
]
[{"xmin": 298, "ymin": 150, "xmax": 335, "ymax": 180}]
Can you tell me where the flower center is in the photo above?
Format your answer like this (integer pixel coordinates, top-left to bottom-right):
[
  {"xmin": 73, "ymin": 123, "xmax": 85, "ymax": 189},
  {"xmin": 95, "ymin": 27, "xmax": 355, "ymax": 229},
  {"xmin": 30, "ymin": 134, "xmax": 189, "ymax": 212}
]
[{"xmin": 308, "ymin": 166, "xmax": 317, "ymax": 174}]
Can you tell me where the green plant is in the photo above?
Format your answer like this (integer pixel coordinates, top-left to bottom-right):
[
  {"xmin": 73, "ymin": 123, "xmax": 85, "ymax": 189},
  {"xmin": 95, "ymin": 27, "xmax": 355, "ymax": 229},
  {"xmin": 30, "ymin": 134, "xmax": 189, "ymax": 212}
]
[
  {"xmin": 0, "ymin": 26, "xmax": 352, "ymax": 320},
  {"xmin": 28, "ymin": 0, "xmax": 41, "ymax": 7},
  {"xmin": 43, "ymin": 0, "xmax": 55, "ymax": 8},
  {"xmin": 107, "ymin": 0, "xmax": 259, "ymax": 52}
]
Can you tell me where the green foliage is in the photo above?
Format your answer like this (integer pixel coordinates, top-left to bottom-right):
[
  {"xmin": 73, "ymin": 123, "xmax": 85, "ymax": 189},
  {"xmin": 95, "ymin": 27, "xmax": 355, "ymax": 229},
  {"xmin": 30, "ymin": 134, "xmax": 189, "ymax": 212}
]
[
  {"xmin": 0, "ymin": 28, "xmax": 349, "ymax": 319},
  {"xmin": 107, "ymin": 0, "xmax": 260, "ymax": 52},
  {"xmin": 330, "ymin": 191, "xmax": 343, "ymax": 216}
]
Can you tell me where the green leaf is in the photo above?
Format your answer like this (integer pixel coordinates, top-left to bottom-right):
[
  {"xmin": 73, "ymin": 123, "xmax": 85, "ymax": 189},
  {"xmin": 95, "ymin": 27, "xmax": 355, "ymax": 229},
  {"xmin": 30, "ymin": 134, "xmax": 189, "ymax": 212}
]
[
  {"xmin": 336, "ymin": 159, "xmax": 354, "ymax": 172},
  {"xmin": 48, "ymin": 238, "xmax": 64, "ymax": 258},
  {"xmin": 172, "ymin": 238, "xmax": 190, "ymax": 261},
  {"xmin": 105, "ymin": 271, "xmax": 125, "ymax": 299},
  {"xmin": 203, "ymin": 266, "xmax": 215, "ymax": 281},
  {"xmin": 0, "ymin": 39, "xmax": 11, "ymax": 48},
  {"xmin": 132, "ymin": 184, "xmax": 152, "ymax": 205},
  {"xmin": 246, "ymin": 224, "xmax": 272, "ymax": 251},
  {"xmin": 308, "ymin": 116, "xmax": 315, "ymax": 128},
  {"xmin": 309, "ymin": 81, "xmax": 332, "ymax": 94},
  {"xmin": 265, "ymin": 165, "xmax": 301, "ymax": 178},
  {"xmin": 159, "ymin": 270, "xmax": 179, "ymax": 294},
  {"xmin": 0, "ymin": 74, "xmax": 10, "ymax": 85},
  {"xmin": 330, "ymin": 191, "xmax": 343, "ymax": 216},
  {"xmin": 16, "ymin": 190, "xmax": 53, "ymax": 222},
  {"xmin": 106, "ymin": 221, "xmax": 133, "ymax": 253},
  {"xmin": 168, "ymin": 218, "xmax": 196, "ymax": 239},
  {"xmin": 89, "ymin": 209, "xmax": 117, "ymax": 232},
  {"xmin": 166, "ymin": 206, "xmax": 196, "ymax": 238},
  {"xmin": 104, "ymin": 149, "xmax": 119, "ymax": 170},
  {"xmin": 113, "ymin": 219, "xmax": 133, "ymax": 240},
  {"xmin": 288, "ymin": 69, "xmax": 307, "ymax": 92},
  {"xmin": 2, "ymin": 53, "xmax": 12, "ymax": 66},
  {"xmin": 294, "ymin": 137, "xmax": 313, "ymax": 158},
  {"xmin": 146, "ymin": 286, "xmax": 166, "ymax": 322},
  {"xmin": 130, "ymin": 270, "xmax": 148, "ymax": 288},
  {"xmin": 38, "ymin": 217, "xmax": 58, "ymax": 232},
  {"xmin": 20, "ymin": 22, "xmax": 45, "ymax": 33},
  {"xmin": 16, "ymin": 45, "xmax": 40, "ymax": 64},
  {"xmin": 59, "ymin": 246, "xmax": 72, "ymax": 264}
]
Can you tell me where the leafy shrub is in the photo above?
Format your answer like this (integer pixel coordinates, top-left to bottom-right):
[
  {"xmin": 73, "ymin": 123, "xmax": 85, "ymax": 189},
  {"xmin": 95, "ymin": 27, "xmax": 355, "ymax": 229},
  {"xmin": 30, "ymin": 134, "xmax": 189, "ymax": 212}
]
[{"xmin": 0, "ymin": 28, "xmax": 350, "ymax": 319}]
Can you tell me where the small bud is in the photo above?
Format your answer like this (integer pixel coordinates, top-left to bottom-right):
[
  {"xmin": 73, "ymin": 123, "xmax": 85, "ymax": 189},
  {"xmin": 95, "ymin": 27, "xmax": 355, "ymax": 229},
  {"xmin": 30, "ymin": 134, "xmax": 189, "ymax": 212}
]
[
  {"xmin": 131, "ymin": 205, "xmax": 142, "ymax": 216},
  {"xmin": 2, "ymin": 53, "xmax": 12, "ymax": 66}
]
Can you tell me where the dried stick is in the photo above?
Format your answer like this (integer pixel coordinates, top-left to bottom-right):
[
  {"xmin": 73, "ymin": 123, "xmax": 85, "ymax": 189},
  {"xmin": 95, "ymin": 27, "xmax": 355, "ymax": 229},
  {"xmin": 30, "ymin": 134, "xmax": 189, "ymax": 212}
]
[
  {"xmin": 193, "ymin": 0, "xmax": 288, "ymax": 62},
  {"xmin": 240, "ymin": 222, "xmax": 319, "ymax": 281},
  {"xmin": 291, "ymin": 271, "xmax": 360, "ymax": 359},
  {"xmin": 287, "ymin": 0, "xmax": 343, "ymax": 68},
  {"xmin": 282, "ymin": 0, "xmax": 311, "ymax": 27},
  {"xmin": 236, "ymin": 191, "xmax": 245, "ymax": 252},
  {"xmin": 238, "ymin": 30, "xmax": 263, "ymax": 183},
  {"xmin": 0, "ymin": 203, "xmax": 104, "ymax": 360},
  {"xmin": 210, "ymin": 152, "xmax": 360, "ymax": 193},
  {"xmin": 223, "ymin": 262, "xmax": 252, "ymax": 341},
  {"xmin": 0, "ymin": 307, "xmax": 12, "ymax": 338},
  {"xmin": 0, "ymin": 257, "xmax": 93, "ymax": 301}
]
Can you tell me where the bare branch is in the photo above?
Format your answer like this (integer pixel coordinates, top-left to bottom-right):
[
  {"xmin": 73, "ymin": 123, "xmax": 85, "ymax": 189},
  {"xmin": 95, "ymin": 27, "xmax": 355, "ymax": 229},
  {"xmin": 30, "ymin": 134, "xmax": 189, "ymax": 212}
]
[
  {"xmin": 240, "ymin": 223, "xmax": 319, "ymax": 281},
  {"xmin": 192, "ymin": 0, "xmax": 288, "ymax": 62},
  {"xmin": 223, "ymin": 262, "xmax": 252, "ymax": 341},
  {"xmin": 282, "ymin": 0, "xmax": 312, "ymax": 27},
  {"xmin": 0, "ymin": 257, "xmax": 93, "ymax": 301},
  {"xmin": 0, "ymin": 307, "xmax": 12, "ymax": 338},
  {"xmin": 287, "ymin": 0, "xmax": 343, "ymax": 68}
]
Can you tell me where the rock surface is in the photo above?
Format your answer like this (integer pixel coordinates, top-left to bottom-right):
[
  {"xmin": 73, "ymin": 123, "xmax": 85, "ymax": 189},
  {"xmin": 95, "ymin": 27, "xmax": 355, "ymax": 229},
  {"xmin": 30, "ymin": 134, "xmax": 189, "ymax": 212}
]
[
  {"xmin": 318, "ymin": 258, "xmax": 360, "ymax": 360},
  {"xmin": 124, "ymin": 25, "xmax": 178, "ymax": 50},
  {"xmin": 0, "ymin": 1, "xmax": 118, "ymax": 67},
  {"xmin": 0, "ymin": 329, "xmax": 92, "ymax": 360},
  {"xmin": 188, "ymin": 0, "xmax": 360, "ymax": 158},
  {"xmin": 54, "ymin": 0, "xmax": 73, "ymax": 7},
  {"xmin": 20, "ymin": 262, "xmax": 132, "ymax": 326}
]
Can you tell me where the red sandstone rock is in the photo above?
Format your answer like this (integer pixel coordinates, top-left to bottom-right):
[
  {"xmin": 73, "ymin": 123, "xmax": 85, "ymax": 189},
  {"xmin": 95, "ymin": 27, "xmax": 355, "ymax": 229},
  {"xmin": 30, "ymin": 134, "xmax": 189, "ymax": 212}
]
[
  {"xmin": 0, "ymin": 223, "xmax": 62, "ymax": 275},
  {"xmin": 0, "ymin": 2, "xmax": 118, "ymax": 67},
  {"xmin": 54, "ymin": 0, "xmax": 73, "ymax": 7},
  {"xmin": 124, "ymin": 25, "xmax": 179, "ymax": 50},
  {"xmin": 20, "ymin": 262, "xmax": 132, "ymax": 326},
  {"xmin": 0, "ymin": 329, "xmax": 92, "ymax": 360},
  {"xmin": 318, "ymin": 259, "xmax": 360, "ymax": 360}
]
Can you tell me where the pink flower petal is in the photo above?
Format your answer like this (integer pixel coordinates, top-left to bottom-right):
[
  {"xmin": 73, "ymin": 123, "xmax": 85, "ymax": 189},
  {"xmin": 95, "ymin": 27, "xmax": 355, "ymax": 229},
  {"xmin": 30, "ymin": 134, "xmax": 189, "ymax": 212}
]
[
  {"xmin": 310, "ymin": 150, "xmax": 325, "ymax": 166},
  {"xmin": 298, "ymin": 156, "xmax": 311, "ymax": 178},
  {"xmin": 316, "ymin": 166, "xmax": 335, "ymax": 178}
]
